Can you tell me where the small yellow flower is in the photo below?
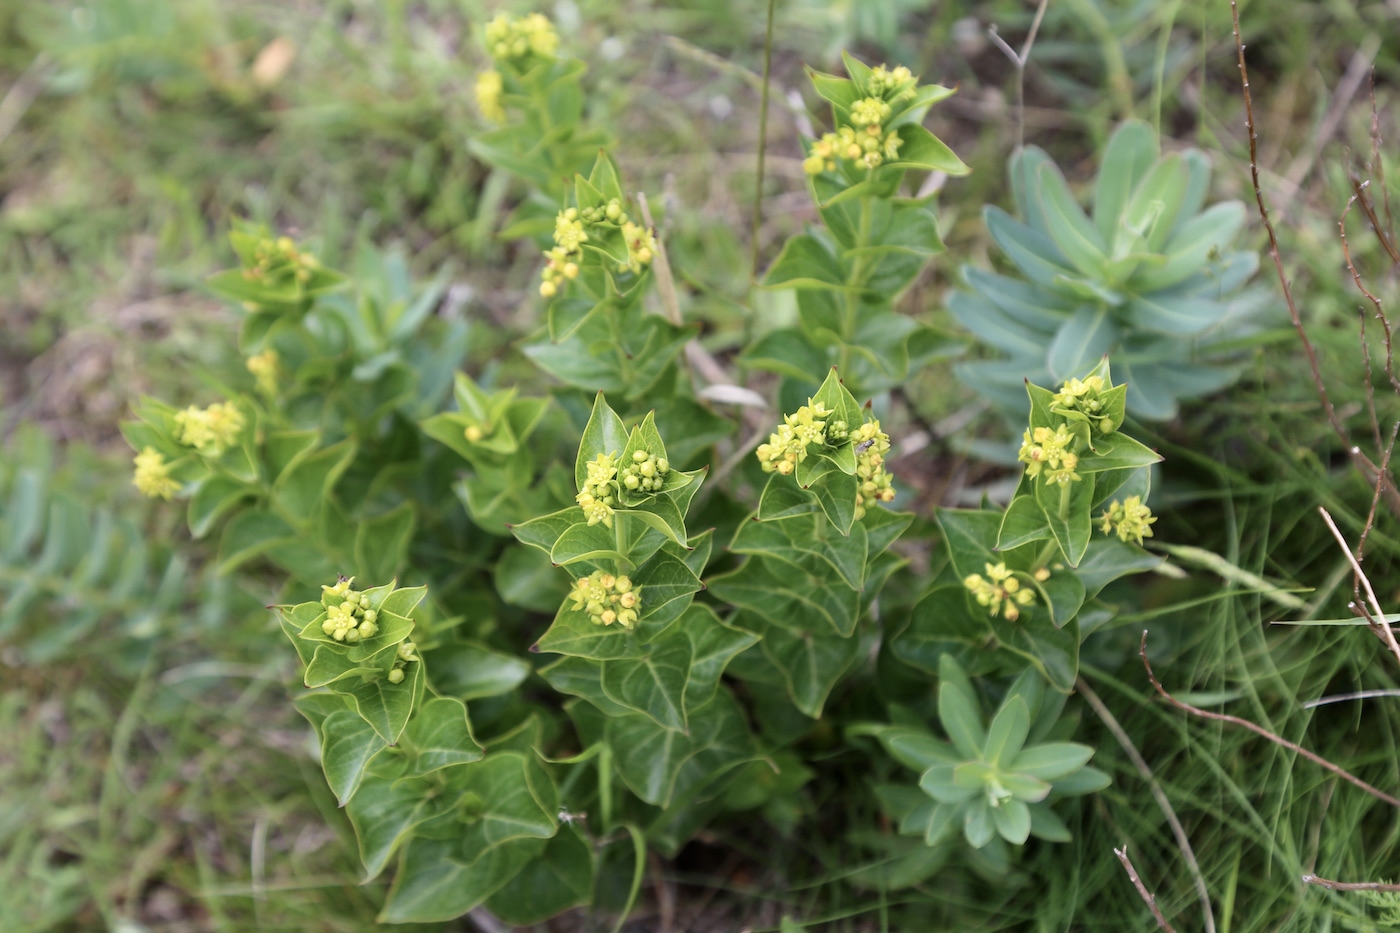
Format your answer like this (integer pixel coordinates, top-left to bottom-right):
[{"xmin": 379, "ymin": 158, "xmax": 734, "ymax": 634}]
[
  {"xmin": 963, "ymin": 562, "xmax": 1036, "ymax": 621},
  {"xmin": 1100, "ymin": 496, "xmax": 1157, "ymax": 546},
  {"xmin": 475, "ymin": 69, "xmax": 505, "ymax": 122},
  {"xmin": 568, "ymin": 570, "xmax": 643, "ymax": 629},
  {"xmin": 174, "ymin": 401, "xmax": 245, "ymax": 457},
  {"xmin": 483, "ymin": 11, "xmax": 558, "ymax": 64},
  {"xmin": 132, "ymin": 447, "xmax": 180, "ymax": 500},
  {"xmin": 246, "ymin": 350, "xmax": 279, "ymax": 395}
]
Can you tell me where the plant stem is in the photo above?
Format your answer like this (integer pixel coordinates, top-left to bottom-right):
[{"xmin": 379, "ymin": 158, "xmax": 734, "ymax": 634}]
[{"xmin": 838, "ymin": 194, "xmax": 875, "ymax": 374}]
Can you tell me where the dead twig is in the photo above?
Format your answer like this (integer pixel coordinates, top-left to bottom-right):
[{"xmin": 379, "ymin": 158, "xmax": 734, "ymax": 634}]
[
  {"xmin": 1319, "ymin": 506, "xmax": 1400, "ymax": 670},
  {"xmin": 1080, "ymin": 680, "xmax": 1215, "ymax": 933},
  {"xmin": 1301, "ymin": 874, "xmax": 1400, "ymax": 892},
  {"xmin": 1229, "ymin": 0, "xmax": 1400, "ymax": 516},
  {"xmin": 985, "ymin": 0, "xmax": 1050, "ymax": 150},
  {"xmin": 1114, "ymin": 846, "xmax": 1179, "ymax": 932},
  {"xmin": 1139, "ymin": 630, "xmax": 1400, "ymax": 807}
]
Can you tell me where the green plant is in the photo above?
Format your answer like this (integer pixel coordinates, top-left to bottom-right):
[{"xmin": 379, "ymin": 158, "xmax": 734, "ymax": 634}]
[
  {"xmin": 953, "ymin": 119, "xmax": 1273, "ymax": 420},
  {"xmin": 114, "ymin": 18, "xmax": 1188, "ymax": 928}
]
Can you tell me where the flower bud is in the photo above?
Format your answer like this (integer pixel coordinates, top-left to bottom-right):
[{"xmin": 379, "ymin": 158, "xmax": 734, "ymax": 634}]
[{"xmin": 388, "ymin": 669, "xmax": 405, "ymax": 684}]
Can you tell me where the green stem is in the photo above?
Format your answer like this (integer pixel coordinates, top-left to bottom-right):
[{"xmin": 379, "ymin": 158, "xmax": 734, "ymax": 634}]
[
  {"xmin": 748, "ymin": 0, "xmax": 778, "ymax": 285},
  {"xmin": 837, "ymin": 193, "xmax": 875, "ymax": 374}
]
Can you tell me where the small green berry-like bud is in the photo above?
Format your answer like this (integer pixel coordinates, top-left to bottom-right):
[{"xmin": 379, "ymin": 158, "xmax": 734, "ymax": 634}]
[
  {"xmin": 633, "ymin": 450, "xmax": 648, "ymax": 462},
  {"xmin": 388, "ymin": 668, "xmax": 405, "ymax": 684},
  {"xmin": 624, "ymin": 474, "xmax": 640, "ymax": 489}
]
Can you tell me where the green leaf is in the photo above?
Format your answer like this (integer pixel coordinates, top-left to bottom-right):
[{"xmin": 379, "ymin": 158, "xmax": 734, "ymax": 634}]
[
  {"xmin": 758, "ymin": 474, "xmax": 820, "ymax": 521},
  {"xmin": 706, "ymin": 556, "xmax": 860, "ymax": 638},
  {"xmin": 1123, "ymin": 292, "xmax": 1227, "ymax": 337},
  {"xmin": 343, "ymin": 757, "xmax": 436, "ymax": 879},
  {"xmin": 509, "ymin": 508, "xmax": 584, "ymax": 556},
  {"xmin": 1036, "ymin": 162, "xmax": 1107, "ymax": 278},
  {"xmin": 997, "ymin": 490, "xmax": 1052, "ymax": 549},
  {"xmin": 1074, "ymin": 538, "xmax": 1162, "ymax": 599},
  {"xmin": 992, "ymin": 798, "xmax": 1031, "ymax": 845},
  {"xmin": 1046, "ymin": 306, "xmax": 1117, "ymax": 382},
  {"xmin": 989, "ymin": 613, "xmax": 1079, "ymax": 693},
  {"xmin": 984, "ymin": 206, "xmax": 1074, "ymax": 288},
  {"xmin": 729, "ymin": 512, "xmax": 868, "ymax": 592},
  {"xmin": 919, "ymin": 765, "xmax": 979, "ymax": 804},
  {"xmin": 982, "ymin": 697, "xmax": 1030, "ymax": 768},
  {"xmin": 938, "ymin": 657, "xmax": 985, "ymax": 760},
  {"xmin": 889, "ymin": 584, "xmax": 996, "ymax": 677},
  {"xmin": 682, "ymin": 607, "xmax": 758, "ymax": 712},
  {"xmin": 1028, "ymin": 802, "xmax": 1073, "ymax": 842},
  {"xmin": 889, "ymin": 124, "xmax": 970, "ymax": 175},
  {"xmin": 272, "ymin": 439, "xmax": 356, "ymax": 526},
  {"xmin": 1080, "ymin": 432, "xmax": 1162, "ymax": 471},
  {"xmin": 339, "ymin": 656, "xmax": 423, "ymax": 745},
  {"xmin": 187, "ymin": 475, "xmax": 254, "ymax": 538},
  {"xmin": 1011, "ymin": 742, "xmax": 1095, "ymax": 781},
  {"xmin": 872, "ymin": 727, "xmax": 960, "ymax": 771},
  {"xmin": 758, "ymin": 618, "xmax": 863, "ymax": 718},
  {"xmin": 627, "ymin": 493, "xmax": 690, "ymax": 550},
  {"xmin": 1035, "ymin": 475, "xmax": 1096, "ymax": 568},
  {"xmin": 742, "ymin": 327, "xmax": 829, "ymax": 382},
  {"xmin": 540, "ymin": 656, "xmax": 635, "ymax": 716},
  {"xmin": 403, "ymin": 697, "xmax": 483, "ymax": 776},
  {"xmin": 551, "ymin": 521, "xmax": 631, "ymax": 568},
  {"xmin": 601, "ymin": 635, "xmax": 694, "ymax": 732},
  {"xmin": 218, "ymin": 509, "xmax": 296, "ymax": 572},
  {"xmin": 380, "ymin": 836, "xmax": 541, "ymax": 924},
  {"xmin": 354, "ymin": 504, "xmax": 415, "ymax": 584},
  {"xmin": 1034, "ymin": 568, "xmax": 1086, "ymax": 629},
  {"xmin": 428, "ymin": 641, "xmax": 531, "ymax": 700},
  {"xmin": 762, "ymin": 234, "xmax": 849, "ymax": 290},
  {"xmin": 606, "ymin": 690, "xmax": 754, "ymax": 807},
  {"xmin": 963, "ymin": 798, "xmax": 995, "ymax": 848},
  {"xmin": 1094, "ymin": 120, "xmax": 1159, "ymax": 244},
  {"xmin": 576, "ymin": 393, "xmax": 628, "ymax": 491},
  {"xmin": 807, "ymin": 468, "xmax": 859, "ymax": 535},
  {"xmin": 483, "ymin": 826, "xmax": 594, "ymax": 925},
  {"xmin": 319, "ymin": 709, "xmax": 388, "ymax": 806},
  {"xmin": 631, "ymin": 547, "xmax": 705, "ymax": 634}
]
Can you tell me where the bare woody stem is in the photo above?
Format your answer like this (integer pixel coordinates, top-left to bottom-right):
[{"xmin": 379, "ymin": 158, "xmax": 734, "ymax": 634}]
[
  {"xmin": 1301, "ymin": 874, "xmax": 1400, "ymax": 892},
  {"xmin": 1139, "ymin": 630, "xmax": 1400, "ymax": 808},
  {"xmin": 1228, "ymin": 0, "xmax": 1400, "ymax": 516},
  {"xmin": 1114, "ymin": 846, "xmax": 1179, "ymax": 932}
]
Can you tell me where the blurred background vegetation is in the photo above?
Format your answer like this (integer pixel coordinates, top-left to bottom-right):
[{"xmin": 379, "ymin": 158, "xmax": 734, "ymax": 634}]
[{"xmin": 2, "ymin": 0, "xmax": 1400, "ymax": 929}]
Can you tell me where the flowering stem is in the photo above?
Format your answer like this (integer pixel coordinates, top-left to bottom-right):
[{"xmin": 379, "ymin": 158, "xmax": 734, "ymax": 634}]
[{"xmin": 838, "ymin": 194, "xmax": 875, "ymax": 373}]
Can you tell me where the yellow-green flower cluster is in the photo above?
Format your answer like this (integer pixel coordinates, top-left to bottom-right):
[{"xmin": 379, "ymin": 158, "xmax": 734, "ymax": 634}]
[
  {"xmin": 619, "ymin": 221, "xmax": 656, "ymax": 274},
  {"xmin": 319, "ymin": 577, "xmax": 380, "ymax": 644},
  {"xmin": 567, "ymin": 570, "xmax": 641, "ymax": 629},
  {"xmin": 482, "ymin": 12, "xmax": 558, "ymax": 63},
  {"xmin": 388, "ymin": 641, "xmax": 418, "ymax": 684},
  {"xmin": 620, "ymin": 448, "xmax": 670, "ymax": 494},
  {"xmin": 540, "ymin": 200, "xmax": 656, "ymax": 296},
  {"xmin": 1017, "ymin": 424, "xmax": 1080, "ymax": 486},
  {"xmin": 803, "ymin": 64, "xmax": 917, "ymax": 175},
  {"xmin": 576, "ymin": 451, "xmax": 619, "ymax": 527},
  {"xmin": 866, "ymin": 65, "xmax": 916, "ymax": 97},
  {"xmin": 132, "ymin": 447, "xmax": 179, "ymax": 500},
  {"xmin": 246, "ymin": 350, "xmax": 279, "ymax": 395},
  {"xmin": 852, "ymin": 420, "xmax": 896, "ymax": 520},
  {"xmin": 756, "ymin": 400, "xmax": 833, "ymax": 475},
  {"xmin": 963, "ymin": 562, "xmax": 1036, "ymax": 621},
  {"xmin": 240, "ymin": 234, "xmax": 319, "ymax": 286},
  {"xmin": 540, "ymin": 208, "xmax": 587, "ymax": 297},
  {"xmin": 1052, "ymin": 375, "xmax": 1113, "ymax": 433},
  {"xmin": 1100, "ymin": 496, "xmax": 1157, "ymax": 546},
  {"xmin": 475, "ymin": 68, "xmax": 505, "ymax": 122},
  {"xmin": 174, "ymin": 402, "xmax": 245, "ymax": 457}
]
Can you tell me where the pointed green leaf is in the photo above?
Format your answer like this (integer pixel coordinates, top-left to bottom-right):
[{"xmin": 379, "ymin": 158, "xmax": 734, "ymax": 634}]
[{"xmin": 319, "ymin": 709, "xmax": 389, "ymax": 806}]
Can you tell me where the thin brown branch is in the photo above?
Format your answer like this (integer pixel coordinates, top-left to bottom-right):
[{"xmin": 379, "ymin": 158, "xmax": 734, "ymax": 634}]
[
  {"xmin": 1301, "ymin": 874, "xmax": 1400, "ymax": 892},
  {"xmin": 1231, "ymin": 0, "xmax": 1400, "ymax": 516},
  {"xmin": 1319, "ymin": 506, "xmax": 1400, "ymax": 670},
  {"xmin": 986, "ymin": 0, "xmax": 1050, "ymax": 150},
  {"xmin": 1080, "ymin": 680, "xmax": 1215, "ymax": 933},
  {"xmin": 1114, "ymin": 846, "xmax": 1179, "ymax": 932},
  {"xmin": 1358, "ymin": 422, "xmax": 1399, "ymax": 562},
  {"xmin": 1370, "ymin": 73, "xmax": 1396, "ymax": 253},
  {"xmin": 1341, "ymin": 185, "xmax": 1400, "ymax": 396},
  {"xmin": 1139, "ymin": 630, "xmax": 1400, "ymax": 807}
]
